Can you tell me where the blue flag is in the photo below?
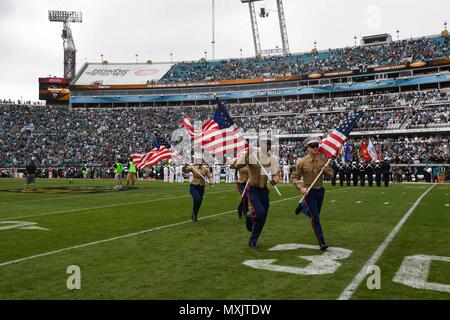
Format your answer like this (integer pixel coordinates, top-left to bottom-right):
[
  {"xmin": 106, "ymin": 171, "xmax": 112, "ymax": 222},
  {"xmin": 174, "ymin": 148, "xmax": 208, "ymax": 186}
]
[{"xmin": 344, "ymin": 142, "xmax": 352, "ymax": 162}]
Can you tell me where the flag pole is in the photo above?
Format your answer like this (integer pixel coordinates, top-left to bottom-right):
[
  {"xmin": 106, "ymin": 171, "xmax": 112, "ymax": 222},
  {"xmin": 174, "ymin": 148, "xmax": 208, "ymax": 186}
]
[
  {"xmin": 241, "ymin": 179, "xmax": 250, "ymax": 198},
  {"xmin": 252, "ymin": 154, "xmax": 282, "ymax": 197}
]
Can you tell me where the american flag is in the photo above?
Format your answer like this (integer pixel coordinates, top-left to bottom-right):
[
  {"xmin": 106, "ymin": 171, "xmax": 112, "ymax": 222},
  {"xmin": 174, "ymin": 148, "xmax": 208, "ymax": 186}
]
[
  {"xmin": 131, "ymin": 138, "xmax": 173, "ymax": 169},
  {"xmin": 181, "ymin": 100, "xmax": 246, "ymax": 158},
  {"xmin": 180, "ymin": 116, "xmax": 195, "ymax": 137},
  {"xmin": 318, "ymin": 111, "xmax": 364, "ymax": 159}
]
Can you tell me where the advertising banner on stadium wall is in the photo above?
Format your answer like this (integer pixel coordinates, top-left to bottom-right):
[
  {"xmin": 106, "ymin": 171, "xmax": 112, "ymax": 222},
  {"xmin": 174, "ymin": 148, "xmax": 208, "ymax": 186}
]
[{"xmin": 74, "ymin": 63, "xmax": 174, "ymax": 85}]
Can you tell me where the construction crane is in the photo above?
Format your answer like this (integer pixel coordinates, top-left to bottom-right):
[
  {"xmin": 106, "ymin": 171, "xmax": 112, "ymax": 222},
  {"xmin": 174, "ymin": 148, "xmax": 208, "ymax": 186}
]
[
  {"xmin": 48, "ymin": 10, "xmax": 83, "ymax": 79},
  {"xmin": 241, "ymin": 0, "xmax": 290, "ymax": 57}
]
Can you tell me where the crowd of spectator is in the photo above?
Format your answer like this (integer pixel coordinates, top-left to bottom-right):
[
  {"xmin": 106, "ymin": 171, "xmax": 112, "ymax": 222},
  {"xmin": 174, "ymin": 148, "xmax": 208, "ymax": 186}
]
[
  {"xmin": 0, "ymin": 90, "xmax": 448, "ymax": 168},
  {"xmin": 162, "ymin": 35, "xmax": 449, "ymax": 83}
]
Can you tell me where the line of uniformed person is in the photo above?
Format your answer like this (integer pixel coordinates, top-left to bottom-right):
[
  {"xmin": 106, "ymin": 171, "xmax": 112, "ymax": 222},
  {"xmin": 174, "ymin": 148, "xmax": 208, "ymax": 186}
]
[{"xmin": 335, "ymin": 159, "xmax": 391, "ymax": 187}]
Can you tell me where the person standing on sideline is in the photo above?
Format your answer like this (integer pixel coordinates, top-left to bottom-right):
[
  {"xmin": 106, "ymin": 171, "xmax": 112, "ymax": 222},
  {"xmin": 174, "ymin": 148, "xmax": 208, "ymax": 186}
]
[
  {"xmin": 345, "ymin": 162, "xmax": 352, "ymax": 186},
  {"xmin": 214, "ymin": 164, "xmax": 221, "ymax": 184},
  {"xmin": 183, "ymin": 158, "xmax": 214, "ymax": 222},
  {"xmin": 331, "ymin": 160, "xmax": 338, "ymax": 186},
  {"xmin": 374, "ymin": 160, "xmax": 382, "ymax": 187},
  {"xmin": 163, "ymin": 165, "xmax": 169, "ymax": 182},
  {"xmin": 177, "ymin": 164, "xmax": 184, "ymax": 183},
  {"xmin": 292, "ymin": 136, "xmax": 334, "ymax": 251},
  {"xmin": 125, "ymin": 157, "xmax": 137, "ymax": 189},
  {"xmin": 351, "ymin": 161, "xmax": 359, "ymax": 186},
  {"xmin": 168, "ymin": 162, "xmax": 175, "ymax": 183},
  {"xmin": 231, "ymin": 167, "xmax": 236, "ymax": 183},
  {"xmin": 338, "ymin": 161, "xmax": 345, "ymax": 186},
  {"xmin": 282, "ymin": 163, "xmax": 290, "ymax": 183},
  {"xmin": 359, "ymin": 161, "xmax": 366, "ymax": 187},
  {"xmin": 81, "ymin": 165, "xmax": 89, "ymax": 179},
  {"xmin": 113, "ymin": 156, "xmax": 124, "ymax": 190},
  {"xmin": 234, "ymin": 138, "xmax": 281, "ymax": 249},
  {"xmin": 23, "ymin": 157, "xmax": 37, "ymax": 192},
  {"xmin": 382, "ymin": 158, "xmax": 391, "ymax": 187},
  {"xmin": 174, "ymin": 164, "xmax": 180, "ymax": 183},
  {"xmin": 366, "ymin": 161, "xmax": 374, "ymax": 187}
]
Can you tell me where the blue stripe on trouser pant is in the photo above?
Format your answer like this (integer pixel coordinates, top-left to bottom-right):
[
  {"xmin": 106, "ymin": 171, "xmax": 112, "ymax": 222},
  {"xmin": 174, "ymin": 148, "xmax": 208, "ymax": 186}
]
[
  {"xmin": 237, "ymin": 182, "xmax": 249, "ymax": 215},
  {"xmin": 248, "ymin": 186, "xmax": 270, "ymax": 246},
  {"xmin": 301, "ymin": 187, "xmax": 326, "ymax": 245},
  {"xmin": 190, "ymin": 184, "xmax": 205, "ymax": 217}
]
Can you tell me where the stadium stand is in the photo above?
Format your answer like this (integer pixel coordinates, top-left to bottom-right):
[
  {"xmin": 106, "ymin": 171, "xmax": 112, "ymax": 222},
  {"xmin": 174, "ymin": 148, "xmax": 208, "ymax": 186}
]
[
  {"xmin": 161, "ymin": 35, "xmax": 449, "ymax": 83},
  {"xmin": 1, "ymin": 90, "xmax": 448, "ymax": 169}
]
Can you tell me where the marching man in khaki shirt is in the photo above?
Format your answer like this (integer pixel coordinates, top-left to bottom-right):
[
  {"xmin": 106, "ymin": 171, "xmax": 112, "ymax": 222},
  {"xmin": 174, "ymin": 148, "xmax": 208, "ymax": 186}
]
[
  {"xmin": 292, "ymin": 136, "xmax": 334, "ymax": 251},
  {"xmin": 234, "ymin": 139, "xmax": 282, "ymax": 248},
  {"xmin": 183, "ymin": 158, "xmax": 214, "ymax": 222}
]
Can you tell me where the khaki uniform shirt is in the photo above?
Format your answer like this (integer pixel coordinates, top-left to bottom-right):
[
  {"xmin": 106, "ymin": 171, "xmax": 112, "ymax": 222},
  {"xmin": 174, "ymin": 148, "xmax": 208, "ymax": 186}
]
[
  {"xmin": 235, "ymin": 151, "xmax": 280, "ymax": 188},
  {"xmin": 237, "ymin": 166, "xmax": 249, "ymax": 184},
  {"xmin": 292, "ymin": 154, "xmax": 334, "ymax": 190},
  {"xmin": 183, "ymin": 165, "xmax": 212, "ymax": 186}
]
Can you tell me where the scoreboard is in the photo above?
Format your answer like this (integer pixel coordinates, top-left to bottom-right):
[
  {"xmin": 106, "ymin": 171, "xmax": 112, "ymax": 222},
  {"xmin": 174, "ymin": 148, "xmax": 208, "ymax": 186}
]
[{"xmin": 39, "ymin": 77, "xmax": 71, "ymax": 104}]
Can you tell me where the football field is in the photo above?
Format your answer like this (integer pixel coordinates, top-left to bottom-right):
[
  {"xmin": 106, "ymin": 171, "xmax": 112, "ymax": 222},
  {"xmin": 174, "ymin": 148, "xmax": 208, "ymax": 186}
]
[{"xmin": 0, "ymin": 178, "xmax": 448, "ymax": 300}]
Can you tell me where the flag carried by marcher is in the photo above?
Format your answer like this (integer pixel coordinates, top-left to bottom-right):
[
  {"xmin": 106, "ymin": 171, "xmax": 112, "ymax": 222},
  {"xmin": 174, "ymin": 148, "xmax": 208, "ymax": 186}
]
[
  {"xmin": 181, "ymin": 100, "xmax": 246, "ymax": 158},
  {"xmin": 180, "ymin": 116, "xmax": 195, "ymax": 137},
  {"xmin": 318, "ymin": 111, "xmax": 364, "ymax": 159},
  {"xmin": 131, "ymin": 138, "xmax": 173, "ymax": 169}
]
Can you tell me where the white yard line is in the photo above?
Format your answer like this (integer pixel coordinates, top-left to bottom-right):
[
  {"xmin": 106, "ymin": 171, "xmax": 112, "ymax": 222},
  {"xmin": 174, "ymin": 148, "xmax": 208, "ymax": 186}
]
[
  {"xmin": 0, "ymin": 195, "xmax": 301, "ymax": 268},
  {"xmin": 0, "ymin": 190, "xmax": 234, "ymax": 222},
  {"xmin": 337, "ymin": 184, "xmax": 436, "ymax": 300}
]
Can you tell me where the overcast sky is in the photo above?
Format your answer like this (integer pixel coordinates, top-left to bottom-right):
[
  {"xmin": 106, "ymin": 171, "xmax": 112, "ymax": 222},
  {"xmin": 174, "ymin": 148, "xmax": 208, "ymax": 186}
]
[{"xmin": 0, "ymin": 0, "xmax": 448, "ymax": 101}]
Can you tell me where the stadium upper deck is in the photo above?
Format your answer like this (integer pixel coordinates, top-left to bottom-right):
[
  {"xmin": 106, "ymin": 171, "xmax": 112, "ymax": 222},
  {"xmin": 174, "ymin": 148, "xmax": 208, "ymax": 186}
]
[
  {"xmin": 160, "ymin": 35, "xmax": 448, "ymax": 83},
  {"xmin": 68, "ymin": 33, "xmax": 449, "ymax": 107}
]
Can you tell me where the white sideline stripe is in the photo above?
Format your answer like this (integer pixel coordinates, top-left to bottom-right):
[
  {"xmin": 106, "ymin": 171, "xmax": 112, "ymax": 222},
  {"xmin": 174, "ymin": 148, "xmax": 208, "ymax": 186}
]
[
  {"xmin": 0, "ymin": 195, "xmax": 301, "ymax": 268},
  {"xmin": 0, "ymin": 190, "xmax": 234, "ymax": 222},
  {"xmin": 337, "ymin": 184, "xmax": 436, "ymax": 300}
]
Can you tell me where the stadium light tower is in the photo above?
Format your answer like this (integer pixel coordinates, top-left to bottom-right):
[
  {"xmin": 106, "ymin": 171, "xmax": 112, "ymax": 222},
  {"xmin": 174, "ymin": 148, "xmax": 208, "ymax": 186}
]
[
  {"xmin": 48, "ymin": 10, "xmax": 83, "ymax": 80},
  {"xmin": 212, "ymin": 0, "xmax": 216, "ymax": 60},
  {"xmin": 241, "ymin": 0, "xmax": 290, "ymax": 57}
]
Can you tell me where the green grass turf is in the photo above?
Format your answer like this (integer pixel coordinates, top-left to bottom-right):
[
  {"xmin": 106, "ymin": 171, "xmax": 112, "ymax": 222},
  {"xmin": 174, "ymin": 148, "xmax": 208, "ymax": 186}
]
[{"xmin": 0, "ymin": 178, "xmax": 448, "ymax": 300}]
